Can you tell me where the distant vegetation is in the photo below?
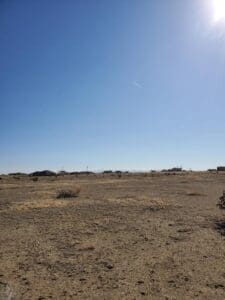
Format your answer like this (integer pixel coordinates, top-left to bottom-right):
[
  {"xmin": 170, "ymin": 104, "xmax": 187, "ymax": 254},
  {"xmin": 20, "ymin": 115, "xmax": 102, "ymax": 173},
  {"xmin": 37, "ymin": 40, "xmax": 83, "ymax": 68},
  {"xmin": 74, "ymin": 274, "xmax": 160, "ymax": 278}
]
[
  {"xmin": 30, "ymin": 170, "xmax": 56, "ymax": 177},
  {"xmin": 103, "ymin": 170, "xmax": 113, "ymax": 174},
  {"xmin": 9, "ymin": 172, "xmax": 27, "ymax": 176},
  {"xmin": 208, "ymin": 169, "xmax": 217, "ymax": 172},
  {"xmin": 162, "ymin": 168, "xmax": 183, "ymax": 172},
  {"xmin": 217, "ymin": 166, "xmax": 225, "ymax": 172},
  {"xmin": 4, "ymin": 166, "xmax": 225, "ymax": 177}
]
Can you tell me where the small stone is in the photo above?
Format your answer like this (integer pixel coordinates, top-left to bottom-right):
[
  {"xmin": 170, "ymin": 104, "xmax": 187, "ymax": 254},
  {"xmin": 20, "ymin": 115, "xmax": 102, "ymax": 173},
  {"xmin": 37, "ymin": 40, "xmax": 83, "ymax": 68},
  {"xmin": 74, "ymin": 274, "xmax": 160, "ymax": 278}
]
[{"xmin": 102, "ymin": 261, "xmax": 114, "ymax": 270}]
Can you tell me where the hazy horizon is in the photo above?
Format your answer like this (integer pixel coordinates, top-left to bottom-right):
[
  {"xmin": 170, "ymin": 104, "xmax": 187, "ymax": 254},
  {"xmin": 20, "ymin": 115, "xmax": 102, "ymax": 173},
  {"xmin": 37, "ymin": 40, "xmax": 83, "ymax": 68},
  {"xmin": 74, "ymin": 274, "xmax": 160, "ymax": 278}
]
[
  {"xmin": 0, "ymin": 165, "xmax": 223, "ymax": 174},
  {"xmin": 1, "ymin": 0, "xmax": 225, "ymax": 173}
]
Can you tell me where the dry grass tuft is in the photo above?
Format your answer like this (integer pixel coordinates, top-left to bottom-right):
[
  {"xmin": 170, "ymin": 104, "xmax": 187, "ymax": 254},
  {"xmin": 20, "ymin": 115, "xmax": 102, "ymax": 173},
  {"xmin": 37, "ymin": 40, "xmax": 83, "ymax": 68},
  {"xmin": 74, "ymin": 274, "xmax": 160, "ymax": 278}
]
[
  {"xmin": 107, "ymin": 195, "xmax": 171, "ymax": 211},
  {"xmin": 146, "ymin": 198, "xmax": 166, "ymax": 211},
  {"xmin": 56, "ymin": 186, "xmax": 81, "ymax": 199},
  {"xmin": 14, "ymin": 199, "xmax": 69, "ymax": 211}
]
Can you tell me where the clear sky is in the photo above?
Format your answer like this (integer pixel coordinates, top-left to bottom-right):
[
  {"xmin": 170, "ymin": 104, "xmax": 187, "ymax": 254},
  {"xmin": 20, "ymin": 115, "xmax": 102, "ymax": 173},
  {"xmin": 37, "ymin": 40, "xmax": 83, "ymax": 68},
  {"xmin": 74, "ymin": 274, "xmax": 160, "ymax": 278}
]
[{"xmin": 1, "ymin": 0, "xmax": 225, "ymax": 173}]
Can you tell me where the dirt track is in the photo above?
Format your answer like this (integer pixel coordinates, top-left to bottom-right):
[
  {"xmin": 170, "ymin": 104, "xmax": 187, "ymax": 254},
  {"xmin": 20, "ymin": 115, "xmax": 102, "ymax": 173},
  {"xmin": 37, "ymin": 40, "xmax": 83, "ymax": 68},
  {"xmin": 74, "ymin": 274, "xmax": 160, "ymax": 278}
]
[{"xmin": 0, "ymin": 172, "xmax": 225, "ymax": 299}]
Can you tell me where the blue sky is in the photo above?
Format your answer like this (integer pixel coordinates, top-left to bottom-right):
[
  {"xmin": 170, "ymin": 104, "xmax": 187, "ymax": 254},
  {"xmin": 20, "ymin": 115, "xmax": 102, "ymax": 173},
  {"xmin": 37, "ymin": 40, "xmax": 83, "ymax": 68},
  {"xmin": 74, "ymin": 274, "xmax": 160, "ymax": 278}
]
[{"xmin": 1, "ymin": 0, "xmax": 225, "ymax": 173}]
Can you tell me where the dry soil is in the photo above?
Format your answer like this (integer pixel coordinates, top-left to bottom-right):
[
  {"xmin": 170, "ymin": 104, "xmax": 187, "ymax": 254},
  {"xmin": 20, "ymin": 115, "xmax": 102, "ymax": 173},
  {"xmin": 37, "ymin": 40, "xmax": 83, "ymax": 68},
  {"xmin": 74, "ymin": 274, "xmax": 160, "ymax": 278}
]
[{"xmin": 0, "ymin": 172, "xmax": 225, "ymax": 299}]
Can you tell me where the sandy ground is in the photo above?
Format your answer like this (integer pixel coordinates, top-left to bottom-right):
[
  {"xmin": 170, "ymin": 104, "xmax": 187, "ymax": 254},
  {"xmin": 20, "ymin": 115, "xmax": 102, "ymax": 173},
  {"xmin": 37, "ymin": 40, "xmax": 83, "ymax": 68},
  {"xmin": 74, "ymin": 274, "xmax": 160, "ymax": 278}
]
[{"xmin": 0, "ymin": 172, "xmax": 225, "ymax": 300}]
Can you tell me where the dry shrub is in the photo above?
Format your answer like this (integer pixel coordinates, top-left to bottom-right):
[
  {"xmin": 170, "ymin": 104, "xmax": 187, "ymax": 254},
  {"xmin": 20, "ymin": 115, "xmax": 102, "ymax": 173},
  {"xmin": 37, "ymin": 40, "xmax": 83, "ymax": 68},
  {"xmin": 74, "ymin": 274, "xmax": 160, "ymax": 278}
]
[
  {"xmin": 56, "ymin": 186, "xmax": 81, "ymax": 199},
  {"xmin": 215, "ymin": 219, "xmax": 225, "ymax": 236},
  {"xmin": 32, "ymin": 177, "xmax": 38, "ymax": 182},
  {"xmin": 147, "ymin": 198, "xmax": 165, "ymax": 211},
  {"xmin": 218, "ymin": 191, "xmax": 225, "ymax": 209},
  {"xmin": 141, "ymin": 197, "xmax": 167, "ymax": 211}
]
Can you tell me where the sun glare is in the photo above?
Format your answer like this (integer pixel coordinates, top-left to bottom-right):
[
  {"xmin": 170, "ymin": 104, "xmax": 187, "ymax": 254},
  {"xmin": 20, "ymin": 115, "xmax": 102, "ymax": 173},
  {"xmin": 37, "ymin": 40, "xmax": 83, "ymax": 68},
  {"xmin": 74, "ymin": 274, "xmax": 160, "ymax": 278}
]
[{"xmin": 212, "ymin": 0, "xmax": 225, "ymax": 22}]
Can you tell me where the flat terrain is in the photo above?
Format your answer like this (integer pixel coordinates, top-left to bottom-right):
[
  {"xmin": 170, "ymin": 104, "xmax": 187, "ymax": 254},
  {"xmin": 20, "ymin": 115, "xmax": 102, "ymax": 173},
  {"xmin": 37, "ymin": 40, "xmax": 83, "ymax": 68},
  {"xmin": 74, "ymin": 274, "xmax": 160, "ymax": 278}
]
[{"xmin": 0, "ymin": 172, "xmax": 225, "ymax": 299}]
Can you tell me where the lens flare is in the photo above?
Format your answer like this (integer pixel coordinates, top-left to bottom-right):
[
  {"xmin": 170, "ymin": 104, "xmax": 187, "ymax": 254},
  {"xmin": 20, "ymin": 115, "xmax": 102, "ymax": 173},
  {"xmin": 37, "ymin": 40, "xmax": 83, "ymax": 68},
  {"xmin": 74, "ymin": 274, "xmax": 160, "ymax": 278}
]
[{"xmin": 213, "ymin": 0, "xmax": 225, "ymax": 22}]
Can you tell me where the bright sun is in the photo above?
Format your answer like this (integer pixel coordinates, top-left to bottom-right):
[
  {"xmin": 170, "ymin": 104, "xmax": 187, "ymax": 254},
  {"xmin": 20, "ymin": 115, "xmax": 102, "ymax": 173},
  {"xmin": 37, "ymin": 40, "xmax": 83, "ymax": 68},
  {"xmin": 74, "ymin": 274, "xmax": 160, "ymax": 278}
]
[{"xmin": 212, "ymin": 0, "xmax": 225, "ymax": 22}]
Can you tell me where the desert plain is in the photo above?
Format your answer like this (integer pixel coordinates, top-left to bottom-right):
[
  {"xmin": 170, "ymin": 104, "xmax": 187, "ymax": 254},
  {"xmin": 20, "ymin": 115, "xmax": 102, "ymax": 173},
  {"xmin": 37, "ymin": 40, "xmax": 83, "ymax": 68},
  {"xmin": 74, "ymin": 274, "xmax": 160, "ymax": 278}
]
[{"xmin": 0, "ymin": 172, "xmax": 225, "ymax": 299}]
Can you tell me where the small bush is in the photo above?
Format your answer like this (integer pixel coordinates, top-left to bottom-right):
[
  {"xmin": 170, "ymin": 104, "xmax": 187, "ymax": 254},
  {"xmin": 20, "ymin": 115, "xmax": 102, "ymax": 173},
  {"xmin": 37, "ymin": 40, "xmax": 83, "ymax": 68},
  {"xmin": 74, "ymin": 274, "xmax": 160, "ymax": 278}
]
[
  {"xmin": 56, "ymin": 186, "xmax": 81, "ymax": 199},
  {"xmin": 32, "ymin": 177, "xmax": 38, "ymax": 182},
  {"xmin": 215, "ymin": 219, "xmax": 225, "ymax": 236},
  {"xmin": 218, "ymin": 191, "xmax": 225, "ymax": 209}
]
